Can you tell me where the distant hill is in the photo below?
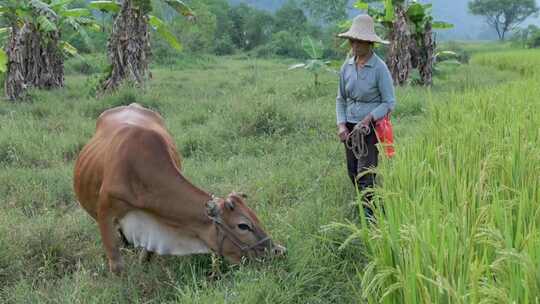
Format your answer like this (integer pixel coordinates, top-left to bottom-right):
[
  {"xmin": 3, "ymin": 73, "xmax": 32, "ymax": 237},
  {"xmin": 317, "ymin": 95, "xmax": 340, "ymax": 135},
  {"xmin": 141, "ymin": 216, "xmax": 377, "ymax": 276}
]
[{"xmin": 228, "ymin": 0, "xmax": 540, "ymax": 40}]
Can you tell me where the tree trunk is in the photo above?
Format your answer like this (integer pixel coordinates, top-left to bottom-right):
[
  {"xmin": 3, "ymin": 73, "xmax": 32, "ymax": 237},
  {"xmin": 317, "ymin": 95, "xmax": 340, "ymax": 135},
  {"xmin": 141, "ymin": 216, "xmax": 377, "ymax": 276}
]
[
  {"xmin": 386, "ymin": 5, "xmax": 412, "ymax": 86},
  {"xmin": 101, "ymin": 0, "xmax": 151, "ymax": 92},
  {"xmin": 25, "ymin": 24, "xmax": 64, "ymax": 90},
  {"xmin": 418, "ymin": 21, "xmax": 435, "ymax": 86},
  {"xmin": 5, "ymin": 25, "xmax": 27, "ymax": 101},
  {"xmin": 4, "ymin": 23, "xmax": 63, "ymax": 101}
]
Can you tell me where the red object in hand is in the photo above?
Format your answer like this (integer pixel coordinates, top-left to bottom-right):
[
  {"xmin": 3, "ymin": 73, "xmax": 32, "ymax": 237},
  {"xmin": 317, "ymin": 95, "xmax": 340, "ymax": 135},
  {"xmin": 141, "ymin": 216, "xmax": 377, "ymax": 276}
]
[{"xmin": 375, "ymin": 115, "xmax": 395, "ymax": 158}]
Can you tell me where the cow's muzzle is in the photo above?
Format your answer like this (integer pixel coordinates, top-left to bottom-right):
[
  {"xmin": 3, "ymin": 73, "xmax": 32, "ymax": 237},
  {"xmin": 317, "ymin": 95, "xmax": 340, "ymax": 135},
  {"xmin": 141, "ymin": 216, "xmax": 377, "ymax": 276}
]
[{"xmin": 272, "ymin": 244, "xmax": 287, "ymax": 256}]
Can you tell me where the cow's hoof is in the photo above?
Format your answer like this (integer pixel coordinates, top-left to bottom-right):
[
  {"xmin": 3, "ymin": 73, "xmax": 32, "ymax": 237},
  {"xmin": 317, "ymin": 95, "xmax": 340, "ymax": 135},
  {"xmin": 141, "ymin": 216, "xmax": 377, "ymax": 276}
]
[
  {"xmin": 109, "ymin": 259, "xmax": 125, "ymax": 275},
  {"xmin": 207, "ymin": 270, "xmax": 222, "ymax": 281}
]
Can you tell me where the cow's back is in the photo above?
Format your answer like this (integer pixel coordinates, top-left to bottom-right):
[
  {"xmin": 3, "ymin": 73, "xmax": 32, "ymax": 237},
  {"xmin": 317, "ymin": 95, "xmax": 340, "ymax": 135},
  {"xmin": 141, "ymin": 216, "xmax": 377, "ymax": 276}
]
[
  {"xmin": 73, "ymin": 103, "xmax": 181, "ymax": 219},
  {"xmin": 96, "ymin": 103, "xmax": 165, "ymax": 135}
]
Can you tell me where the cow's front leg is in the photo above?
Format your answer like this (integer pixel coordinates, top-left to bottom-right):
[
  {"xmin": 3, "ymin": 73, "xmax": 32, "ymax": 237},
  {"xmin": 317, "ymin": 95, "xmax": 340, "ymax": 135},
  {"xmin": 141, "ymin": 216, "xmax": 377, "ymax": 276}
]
[
  {"xmin": 97, "ymin": 195, "xmax": 125, "ymax": 275},
  {"xmin": 208, "ymin": 253, "xmax": 222, "ymax": 280},
  {"xmin": 139, "ymin": 249, "xmax": 154, "ymax": 264}
]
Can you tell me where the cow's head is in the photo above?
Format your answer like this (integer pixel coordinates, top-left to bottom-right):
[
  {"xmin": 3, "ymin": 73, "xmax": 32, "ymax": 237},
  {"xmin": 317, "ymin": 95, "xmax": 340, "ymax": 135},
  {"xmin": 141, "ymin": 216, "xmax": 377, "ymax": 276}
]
[{"xmin": 206, "ymin": 192, "xmax": 286, "ymax": 263}]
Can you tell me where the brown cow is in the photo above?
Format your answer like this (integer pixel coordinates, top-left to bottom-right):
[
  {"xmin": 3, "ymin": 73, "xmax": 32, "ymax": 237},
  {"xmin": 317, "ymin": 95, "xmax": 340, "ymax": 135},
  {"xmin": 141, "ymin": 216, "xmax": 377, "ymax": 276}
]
[{"xmin": 73, "ymin": 103, "xmax": 285, "ymax": 274}]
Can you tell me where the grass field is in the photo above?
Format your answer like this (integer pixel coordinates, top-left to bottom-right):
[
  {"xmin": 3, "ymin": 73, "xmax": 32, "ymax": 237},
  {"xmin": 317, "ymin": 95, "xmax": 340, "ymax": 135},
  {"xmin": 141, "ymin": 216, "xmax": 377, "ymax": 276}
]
[
  {"xmin": 472, "ymin": 49, "xmax": 540, "ymax": 77},
  {"xmin": 0, "ymin": 48, "xmax": 538, "ymax": 303}
]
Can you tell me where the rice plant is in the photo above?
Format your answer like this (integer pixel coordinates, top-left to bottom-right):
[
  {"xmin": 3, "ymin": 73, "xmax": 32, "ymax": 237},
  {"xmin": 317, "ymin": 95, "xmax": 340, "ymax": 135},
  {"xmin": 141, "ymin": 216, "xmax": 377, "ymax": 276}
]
[{"xmin": 329, "ymin": 53, "xmax": 540, "ymax": 303}]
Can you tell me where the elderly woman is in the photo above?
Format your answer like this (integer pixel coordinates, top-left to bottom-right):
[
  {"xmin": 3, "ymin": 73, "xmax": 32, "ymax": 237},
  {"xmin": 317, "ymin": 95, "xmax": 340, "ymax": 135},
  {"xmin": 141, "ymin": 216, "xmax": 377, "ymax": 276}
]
[{"xmin": 336, "ymin": 15, "xmax": 396, "ymax": 220}]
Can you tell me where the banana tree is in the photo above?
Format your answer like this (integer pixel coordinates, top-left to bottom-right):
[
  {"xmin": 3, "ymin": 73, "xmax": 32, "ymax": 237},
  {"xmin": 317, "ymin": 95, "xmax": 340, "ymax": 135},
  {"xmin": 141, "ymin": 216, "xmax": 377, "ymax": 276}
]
[
  {"xmin": 88, "ymin": 0, "xmax": 193, "ymax": 92},
  {"xmin": 406, "ymin": 2, "xmax": 453, "ymax": 85},
  {"xmin": 288, "ymin": 36, "xmax": 336, "ymax": 87},
  {"xmin": 354, "ymin": 0, "xmax": 453, "ymax": 86},
  {"xmin": 353, "ymin": 0, "xmax": 412, "ymax": 86},
  {"xmin": 0, "ymin": 0, "xmax": 98, "ymax": 100}
]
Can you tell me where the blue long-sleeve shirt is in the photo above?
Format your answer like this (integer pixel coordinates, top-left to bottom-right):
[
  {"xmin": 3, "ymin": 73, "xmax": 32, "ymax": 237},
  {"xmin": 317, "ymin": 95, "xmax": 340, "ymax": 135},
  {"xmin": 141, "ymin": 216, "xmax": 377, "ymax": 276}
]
[{"xmin": 336, "ymin": 53, "xmax": 396, "ymax": 124}]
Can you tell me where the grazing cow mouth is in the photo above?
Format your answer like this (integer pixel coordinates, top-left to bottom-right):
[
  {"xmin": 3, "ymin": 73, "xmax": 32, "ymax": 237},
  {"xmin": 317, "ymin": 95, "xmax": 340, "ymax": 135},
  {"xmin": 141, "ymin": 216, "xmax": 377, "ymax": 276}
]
[{"xmin": 208, "ymin": 215, "xmax": 284, "ymax": 259}]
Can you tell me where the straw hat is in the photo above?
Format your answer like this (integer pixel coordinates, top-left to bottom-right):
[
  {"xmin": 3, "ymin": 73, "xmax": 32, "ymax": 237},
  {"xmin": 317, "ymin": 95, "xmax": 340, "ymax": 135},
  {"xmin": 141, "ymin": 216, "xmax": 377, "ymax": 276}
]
[{"xmin": 338, "ymin": 15, "xmax": 389, "ymax": 44}]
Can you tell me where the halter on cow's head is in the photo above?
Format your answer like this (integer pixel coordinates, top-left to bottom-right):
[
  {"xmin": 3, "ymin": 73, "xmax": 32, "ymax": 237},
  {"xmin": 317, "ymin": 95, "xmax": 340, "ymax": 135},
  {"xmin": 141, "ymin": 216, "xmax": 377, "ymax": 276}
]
[{"xmin": 206, "ymin": 192, "xmax": 286, "ymax": 262}]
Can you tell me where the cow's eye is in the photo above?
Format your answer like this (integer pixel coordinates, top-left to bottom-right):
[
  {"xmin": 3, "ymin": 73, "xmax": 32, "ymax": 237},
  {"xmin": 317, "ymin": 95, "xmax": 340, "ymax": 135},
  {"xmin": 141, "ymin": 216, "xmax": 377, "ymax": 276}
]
[{"xmin": 238, "ymin": 223, "xmax": 251, "ymax": 231}]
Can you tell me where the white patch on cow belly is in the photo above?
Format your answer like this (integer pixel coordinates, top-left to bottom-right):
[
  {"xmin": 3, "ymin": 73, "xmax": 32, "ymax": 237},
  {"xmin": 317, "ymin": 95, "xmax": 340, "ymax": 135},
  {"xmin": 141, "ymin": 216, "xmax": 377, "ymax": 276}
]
[{"xmin": 119, "ymin": 211, "xmax": 210, "ymax": 256}]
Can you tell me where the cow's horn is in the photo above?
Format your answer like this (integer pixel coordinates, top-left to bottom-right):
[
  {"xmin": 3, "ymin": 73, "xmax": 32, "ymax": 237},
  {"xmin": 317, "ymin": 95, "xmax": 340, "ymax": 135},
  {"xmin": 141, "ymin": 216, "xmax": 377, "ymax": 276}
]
[{"xmin": 225, "ymin": 198, "xmax": 235, "ymax": 211}]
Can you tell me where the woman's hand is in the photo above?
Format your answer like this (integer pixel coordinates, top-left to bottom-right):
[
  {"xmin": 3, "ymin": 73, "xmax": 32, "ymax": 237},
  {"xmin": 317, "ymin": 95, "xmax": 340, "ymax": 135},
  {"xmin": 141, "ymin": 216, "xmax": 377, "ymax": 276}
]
[
  {"xmin": 338, "ymin": 124, "xmax": 349, "ymax": 142},
  {"xmin": 357, "ymin": 114, "xmax": 374, "ymax": 128}
]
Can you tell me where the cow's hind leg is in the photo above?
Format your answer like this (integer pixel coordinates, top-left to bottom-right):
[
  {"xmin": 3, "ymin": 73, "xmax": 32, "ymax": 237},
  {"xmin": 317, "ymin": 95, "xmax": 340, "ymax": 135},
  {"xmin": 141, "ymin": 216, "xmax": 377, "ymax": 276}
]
[{"xmin": 97, "ymin": 194, "xmax": 126, "ymax": 275}]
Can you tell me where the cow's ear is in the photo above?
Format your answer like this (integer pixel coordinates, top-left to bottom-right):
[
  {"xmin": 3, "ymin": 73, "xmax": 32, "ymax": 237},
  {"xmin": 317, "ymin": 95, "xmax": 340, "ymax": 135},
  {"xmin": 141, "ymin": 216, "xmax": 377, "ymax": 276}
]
[
  {"xmin": 225, "ymin": 198, "xmax": 235, "ymax": 211},
  {"xmin": 232, "ymin": 191, "xmax": 248, "ymax": 199},
  {"xmin": 206, "ymin": 200, "xmax": 220, "ymax": 217}
]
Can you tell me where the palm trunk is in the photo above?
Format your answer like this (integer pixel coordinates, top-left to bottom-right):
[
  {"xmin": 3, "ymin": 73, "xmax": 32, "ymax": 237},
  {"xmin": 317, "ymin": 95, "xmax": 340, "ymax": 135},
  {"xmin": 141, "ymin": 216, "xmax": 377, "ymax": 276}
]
[
  {"xmin": 4, "ymin": 23, "xmax": 63, "ymax": 101},
  {"xmin": 386, "ymin": 5, "xmax": 412, "ymax": 86},
  {"xmin": 101, "ymin": 0, "xmax": 151, "ymax": 92}
]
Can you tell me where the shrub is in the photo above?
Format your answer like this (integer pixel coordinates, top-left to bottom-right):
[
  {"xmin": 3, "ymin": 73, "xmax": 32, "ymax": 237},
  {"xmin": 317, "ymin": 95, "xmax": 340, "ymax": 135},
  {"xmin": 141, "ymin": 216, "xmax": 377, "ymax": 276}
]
[
  {"xmin": 65, "ymin": 30, "xmax": 108, "ymax": 54},
  {"xmin": 252, "ymin": 43, "xmax": 277, "ymax": 58},
  {"xmin": 64, "ymin": 54, "xmax": 107, "ymax": 75},
  {"xmin": 214, "ymin": 34, "xmax": 236, "ymax": 55},
  {"xmin": 268, "ymin": 31, "xmax": 304, "ymax": 58},
  {"xmin": 238, "ymin": 102, "xmax": 295, "ymax": 137},
  {"xmin": 527, "ymin": 26, "xmax": 540, "ymax": 48},
  {"xmin": 151, "ymin": 37, "xmax": 182, "ymax": 66},
  {"xmin": 510, "ymin": 25, "xmax": 540, "ymax": 48},
  {"xmin": 440, "ymin": 41, "xmax": 471, "ymax": 64}
]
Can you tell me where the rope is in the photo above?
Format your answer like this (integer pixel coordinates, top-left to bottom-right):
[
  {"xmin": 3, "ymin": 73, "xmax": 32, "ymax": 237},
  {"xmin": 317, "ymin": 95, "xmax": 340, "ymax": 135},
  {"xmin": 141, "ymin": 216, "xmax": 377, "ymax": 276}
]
[
  {"xmin": 209, "ymin": 214, "xmax": 271, "ymax": 257},
  {"xmin": 345, "ymin": 124, "xmax": 371, "ymax": 159}
]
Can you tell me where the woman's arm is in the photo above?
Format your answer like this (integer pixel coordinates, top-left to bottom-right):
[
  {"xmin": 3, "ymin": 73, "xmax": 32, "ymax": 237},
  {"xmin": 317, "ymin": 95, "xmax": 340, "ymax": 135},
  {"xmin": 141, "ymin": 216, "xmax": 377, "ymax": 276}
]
[
  {"xmin": 370, "ymin": 63, "xmax": 396, "ymax": 121},
  {"xmin": 336, "ymin": 66, "xmax": 347, "ymax": 126},
  {"xmin": 336, "ymin": 66, "xmax": 349, "ymax": 141}
]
